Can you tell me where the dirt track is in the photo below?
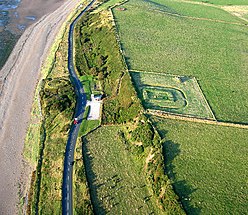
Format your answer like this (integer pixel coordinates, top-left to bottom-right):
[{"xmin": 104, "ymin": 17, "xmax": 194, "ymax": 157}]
[
  {"xmin": 0, "ymin": 0, "xmax": 81, "ymax": 213},
  {"xmin": 149, "ymin": 110, "xmax": 248, "ymax": 129}
]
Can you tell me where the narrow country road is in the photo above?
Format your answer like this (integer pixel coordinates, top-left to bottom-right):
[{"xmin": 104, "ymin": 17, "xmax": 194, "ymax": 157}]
[{"xmin": 62, "ymin": 1, "xmax": 95, "ymax": 214}]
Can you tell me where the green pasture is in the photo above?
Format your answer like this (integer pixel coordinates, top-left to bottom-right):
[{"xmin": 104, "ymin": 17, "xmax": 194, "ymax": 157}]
[
  {"xmin": 113, "ymin": 0, "xmax": 248, "ymax": 123},
  {"xmin": 150, "ymin": 116, "xmax": 248, "ymax": 214},
  {"xmin": 142, "ymin": 0, "xmax": 246, "ymax": 23},
  {"xmin": 131, "ymin": 71, "xmax": 214, "ymax": 119},
  {"xmin": 83, "ymin": 126, "xmax": 162, "ymax": 214},
  {"xmin": 184, "ymin": 0, "xmax": 248, "ymax": 5}
]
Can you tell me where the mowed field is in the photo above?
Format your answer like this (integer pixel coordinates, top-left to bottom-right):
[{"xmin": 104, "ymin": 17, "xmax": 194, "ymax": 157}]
[
  {"xmin": 150, "ymin": 116, "xmax": 248, "ymax": 214},
  {"xmin": 131, "ymin": 71, "xmax": 215, "ymax": 119},
  {"xmin": 113, "ymin": 0, "xmax": 248, "ymax": 123},
  {"xmin": 83, "ymin": 126, "xmax": 162, "ymax": 214}
]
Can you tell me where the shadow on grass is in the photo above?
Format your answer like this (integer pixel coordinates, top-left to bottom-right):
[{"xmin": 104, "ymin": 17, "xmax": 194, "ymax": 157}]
[
  {"xmin": 82, "ymin": 137, "xmax": 106, "ymax": 215},
  {"xmin": 162, "ymin": 139, "xmax": 201, "ymax": 215}
]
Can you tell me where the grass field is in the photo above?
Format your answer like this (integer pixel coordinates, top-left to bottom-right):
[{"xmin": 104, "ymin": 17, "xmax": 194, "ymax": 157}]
[
  {"xmin": 150, "ymin": 116, "xmax": 248, "ymax": 214},
  {"xmin": 113, "ymin": 0, "xmax": 248, "ymax": 123},
  {"xmin": 143, "ymin": 0, "xmax": 247, "ymax": 23},
  {"xmin": 83, "ymin": 126, "xmax": 161, "ymax": 214},
  {"xmin": 131, "ymin": 71, "xmax": 214, "ymax": 119},
  {"xmin": 83, "ymin": 125, "xmax": 185, "ymax": 214},
  {"xmin": 184, "ymin": 0, "xmax": 248, "ymax": 5}
]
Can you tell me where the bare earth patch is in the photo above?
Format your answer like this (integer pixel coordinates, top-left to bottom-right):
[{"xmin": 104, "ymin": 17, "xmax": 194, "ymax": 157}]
[{"xmin": 222, "ymin": 6, "xmax": 248, "ymax": 22}]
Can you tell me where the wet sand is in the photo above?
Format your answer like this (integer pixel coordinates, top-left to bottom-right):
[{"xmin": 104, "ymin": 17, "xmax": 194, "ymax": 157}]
[{"xmin": 0, "ymin": 0, "xmax": 81, "ymax": 213}]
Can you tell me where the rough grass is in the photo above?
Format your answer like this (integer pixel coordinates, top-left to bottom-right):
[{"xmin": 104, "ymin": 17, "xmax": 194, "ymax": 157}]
[
  {"xmin": 131, "ymin": 71, "xmax": 214, "ymax": 119},
  {"xmin": 150, "ymin": 116, "xmax": 248, "ymax": 214},
  {"xmin": 73, "ymin": 139, "xmax": 93, "ymax": 215},
  {"xmin": 38, "ymin": 37, "xmax": 75, "ymax": 214},
  {"xmin": 113, "ymin": 0, "xmax": 248, "ymax": 123},
  {"xmin": 83, "ymin": 125, "xmax": 184, "ymax": 214},
  {"xmin": 24, "ymin": 88, "xmax": 42, "ymax": 165},
  {"xmin": 74, "ymin": 9, "xmax": 141, "ymax": 124}
]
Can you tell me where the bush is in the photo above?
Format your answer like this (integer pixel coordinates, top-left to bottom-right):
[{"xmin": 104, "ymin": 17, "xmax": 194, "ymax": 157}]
[{"xmin": 131, "ymin": 121, "xmax": 154, "ymax": 147}]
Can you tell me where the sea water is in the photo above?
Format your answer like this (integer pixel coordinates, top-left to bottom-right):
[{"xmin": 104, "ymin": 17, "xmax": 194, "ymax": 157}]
[
  {"xmin": 0, "ymin": 0, "xmax": 38, "ymax": 68},
  {"xmin": 0, "ymin": 0, "xmax": 65, "ymax": 69}
]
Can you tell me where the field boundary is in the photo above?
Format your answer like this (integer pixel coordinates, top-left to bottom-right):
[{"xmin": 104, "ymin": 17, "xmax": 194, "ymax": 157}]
[
  {"xmin": 172, "ymin": 0, "xmax": 248, "ymax": 24},
  {"xmin": 192, "ymin": 77, "xmax": 216, "ymax": 120},
  {"xmin": 129, "ymin": 69, "xmax": 194, "ymax": 78},
  {"xmin": 149, "ymin": 110, "xmax": 248, "ymax": 129},
  {"xmin": 152, "ymin": 8, "xmax": 248, "ymax": 26},
  {"xmin": 109, "ymin": 5, "xmax": 144, "ymax": 104}
]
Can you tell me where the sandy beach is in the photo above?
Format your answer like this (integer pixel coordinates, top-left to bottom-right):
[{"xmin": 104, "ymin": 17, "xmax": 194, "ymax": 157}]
[{"xmin": 0, "ymin": 0, "xmax": 81, "ymax": 213}]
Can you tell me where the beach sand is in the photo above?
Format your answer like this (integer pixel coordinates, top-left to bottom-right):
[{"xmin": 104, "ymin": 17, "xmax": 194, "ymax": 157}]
[{"xmin": 0, "ymin": 0, "xmax": 81, "ymax": 213}]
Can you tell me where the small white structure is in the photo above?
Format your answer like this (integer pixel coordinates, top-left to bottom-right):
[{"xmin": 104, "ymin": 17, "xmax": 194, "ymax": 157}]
[
  {"xmin": 86, "ymin": 94, "xmax": 102, "ymax": 120},
  {"xmin": 92, "ymin": 94, "xmax": 102, "ymax": 101}
]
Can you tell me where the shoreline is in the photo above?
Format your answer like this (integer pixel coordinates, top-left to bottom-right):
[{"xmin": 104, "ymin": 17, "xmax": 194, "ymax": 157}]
[
  {"xmin": 0, "ymin": 0, "xmax": 83, "ymax": 213},
  {"xmin": 0, "ymin": 0, "xmax": 67, "ymax": 69}
]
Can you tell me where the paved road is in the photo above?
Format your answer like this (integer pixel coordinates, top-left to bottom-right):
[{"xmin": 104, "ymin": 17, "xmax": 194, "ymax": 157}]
[{"xmin": 62, "ymin": 1, "xmax": 95, "ymax": 214}]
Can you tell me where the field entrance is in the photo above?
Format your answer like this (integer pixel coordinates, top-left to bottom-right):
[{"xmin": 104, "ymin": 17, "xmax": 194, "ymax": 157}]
[{"xmin": 131, "ymin": 71, "xmax": 215, "ymax": 119}]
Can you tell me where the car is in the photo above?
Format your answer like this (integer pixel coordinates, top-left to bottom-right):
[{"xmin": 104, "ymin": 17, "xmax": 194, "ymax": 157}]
[{"xmin": 73, "ymin": 118, "xmax": 78, "ymax": 124}]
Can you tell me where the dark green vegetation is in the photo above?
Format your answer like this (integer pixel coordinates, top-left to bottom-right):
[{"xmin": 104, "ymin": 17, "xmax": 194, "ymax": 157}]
[
  {"xmin": 185, "ymin": 0, "xmax": 248, "ymax": 5},
  {"xmin": 131, "ymin": 71, "xmax": 214, "ymax": 119},
  {"xmin": 74, "ymin": 10, "xmax": 141, "ymax": 124},
  {"xmin": 0, "ymin": 30, "xmax": 18, "ymax": 69},
  {"xmin": 79, "ymin": 75, "xmax": 95, "ymax": 100},
  {"xmin": 113, "ymin": 0, "xmax": 248, "ymax": 123},
  {"xmin": 150, "ymin": 116, "xmax": 248, "ymax": 214},
  {"xmin": 83, "ymin": 125, "xmax": 184, "ymax": 214}
]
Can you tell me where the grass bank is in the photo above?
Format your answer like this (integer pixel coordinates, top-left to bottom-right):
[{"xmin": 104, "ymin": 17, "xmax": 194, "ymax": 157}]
[
  {"xmin": 74, "ymin": 8, "xmax": 141, "ymax": 124},
  {"xmin": 73, "ymin": 139, "xmax": 93, "ymax": 214}
]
